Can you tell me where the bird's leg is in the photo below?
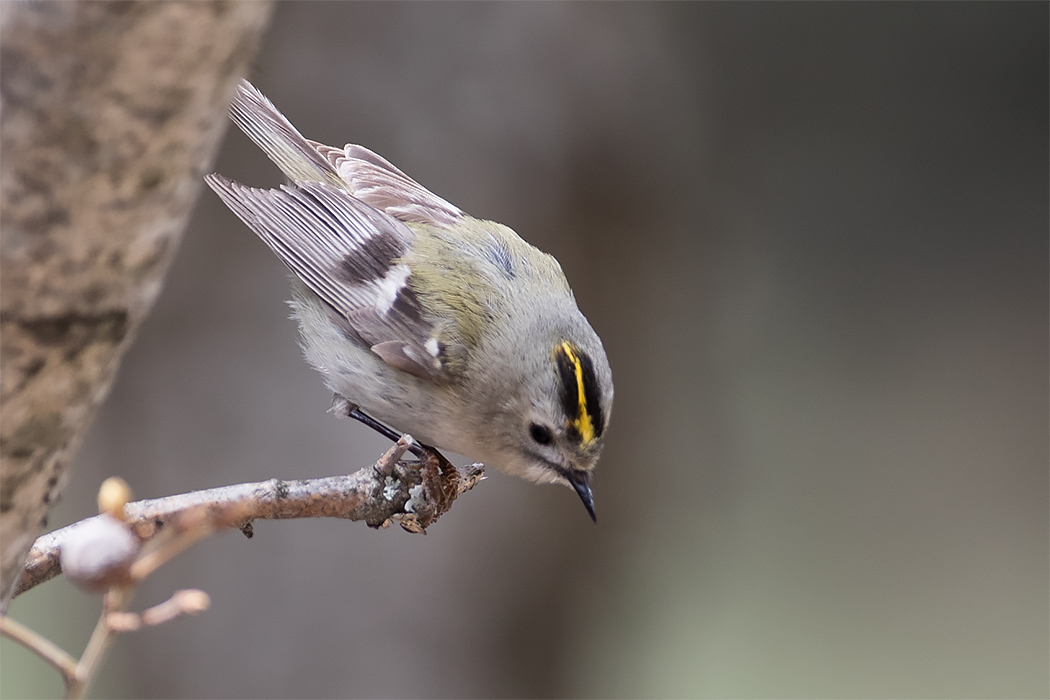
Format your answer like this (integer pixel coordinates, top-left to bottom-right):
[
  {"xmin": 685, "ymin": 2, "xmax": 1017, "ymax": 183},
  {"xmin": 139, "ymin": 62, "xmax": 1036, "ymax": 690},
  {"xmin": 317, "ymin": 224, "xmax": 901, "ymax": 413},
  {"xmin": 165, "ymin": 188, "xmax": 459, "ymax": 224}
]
[
  {"xmin": 334, "ymin": 396, "xmax": 433, "ymax": 461},
  {"xmin": 333, "ymin": 395, "xmax": 462, "ymax": 532}
]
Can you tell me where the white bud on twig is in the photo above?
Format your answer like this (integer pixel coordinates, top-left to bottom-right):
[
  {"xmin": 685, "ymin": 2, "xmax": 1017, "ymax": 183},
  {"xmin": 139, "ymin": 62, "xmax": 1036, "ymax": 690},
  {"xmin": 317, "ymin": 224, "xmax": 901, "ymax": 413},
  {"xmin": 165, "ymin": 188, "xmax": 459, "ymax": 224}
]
[{"xmin": 58, "ymin": 515, "xmax": 139, "ymax": 594}]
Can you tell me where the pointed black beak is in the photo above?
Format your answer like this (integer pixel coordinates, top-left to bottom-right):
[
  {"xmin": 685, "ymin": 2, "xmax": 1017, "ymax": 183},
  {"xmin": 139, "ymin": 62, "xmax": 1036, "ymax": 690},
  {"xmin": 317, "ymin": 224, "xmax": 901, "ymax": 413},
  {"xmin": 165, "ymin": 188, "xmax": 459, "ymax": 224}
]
[{"xmin": 565, "ymin": 470, "xmax": 597, "ymax": 522}]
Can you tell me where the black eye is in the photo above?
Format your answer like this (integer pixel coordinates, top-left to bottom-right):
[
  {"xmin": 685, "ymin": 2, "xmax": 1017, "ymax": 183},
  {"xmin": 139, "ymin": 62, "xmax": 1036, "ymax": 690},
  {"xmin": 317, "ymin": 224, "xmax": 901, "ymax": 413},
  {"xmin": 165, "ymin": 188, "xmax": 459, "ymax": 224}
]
[{"xmin": 529, "ymin": 423, "xmax": 553, "ymax": 445}]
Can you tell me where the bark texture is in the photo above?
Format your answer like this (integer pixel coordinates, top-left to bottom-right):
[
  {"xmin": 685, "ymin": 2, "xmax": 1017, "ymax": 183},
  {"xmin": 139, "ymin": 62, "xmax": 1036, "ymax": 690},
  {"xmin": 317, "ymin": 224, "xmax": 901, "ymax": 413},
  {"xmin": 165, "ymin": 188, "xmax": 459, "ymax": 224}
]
[
  {"xmin": 0, "ymin": 0, "xmax": 274, "ymax": 611},
  {"xmin": 15, "ymin": 445, "xmax": 485, "ymax": 597}
]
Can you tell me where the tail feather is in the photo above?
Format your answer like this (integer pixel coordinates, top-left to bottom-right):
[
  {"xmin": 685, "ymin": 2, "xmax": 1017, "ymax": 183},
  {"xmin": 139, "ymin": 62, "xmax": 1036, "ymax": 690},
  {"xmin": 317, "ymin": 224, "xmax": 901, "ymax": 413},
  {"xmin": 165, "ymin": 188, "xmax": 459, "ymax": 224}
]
[{"xmin": 229, "ymin": 79, "xmax": 343, "ymax": 186}]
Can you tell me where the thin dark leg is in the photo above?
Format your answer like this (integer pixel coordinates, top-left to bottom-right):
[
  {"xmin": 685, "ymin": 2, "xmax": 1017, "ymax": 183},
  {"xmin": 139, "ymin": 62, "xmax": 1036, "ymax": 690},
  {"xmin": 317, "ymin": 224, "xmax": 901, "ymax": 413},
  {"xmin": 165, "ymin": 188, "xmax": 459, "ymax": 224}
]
[
  {"xmin": 344, "ymin": 404, "xmax": 430, "ymax": 459},
  {"xmin": 347, "ymin": 406, "xmax": 401, "ymax": 442}
]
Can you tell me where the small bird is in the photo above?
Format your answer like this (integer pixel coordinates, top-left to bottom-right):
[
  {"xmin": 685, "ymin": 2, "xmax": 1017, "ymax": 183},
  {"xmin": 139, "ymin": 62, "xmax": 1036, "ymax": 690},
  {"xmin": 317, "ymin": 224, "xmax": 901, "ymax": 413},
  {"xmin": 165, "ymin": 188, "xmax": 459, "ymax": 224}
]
[{"xmin": 206, "ymin": 80, "xmax": 612, "ymax": 520}]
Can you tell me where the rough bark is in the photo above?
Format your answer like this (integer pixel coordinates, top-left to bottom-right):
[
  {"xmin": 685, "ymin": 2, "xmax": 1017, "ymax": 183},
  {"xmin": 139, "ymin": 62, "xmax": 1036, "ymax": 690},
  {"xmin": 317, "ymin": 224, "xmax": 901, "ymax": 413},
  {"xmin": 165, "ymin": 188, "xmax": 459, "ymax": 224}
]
[
  {"xmin": 15, "ymin": 442, "xmax": 485, "ymax": 597},
  {"xmin": 0, "ymin": 0, "xmax": 274, "ymax": 611}
]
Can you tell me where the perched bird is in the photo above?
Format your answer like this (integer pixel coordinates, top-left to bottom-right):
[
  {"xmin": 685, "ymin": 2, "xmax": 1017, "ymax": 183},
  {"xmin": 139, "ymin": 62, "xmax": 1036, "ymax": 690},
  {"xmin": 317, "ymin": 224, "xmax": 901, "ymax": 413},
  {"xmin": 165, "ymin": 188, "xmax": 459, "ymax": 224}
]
[{"xmin": 206, "ymin": 80, "xmax": 612, "ymax": 520}]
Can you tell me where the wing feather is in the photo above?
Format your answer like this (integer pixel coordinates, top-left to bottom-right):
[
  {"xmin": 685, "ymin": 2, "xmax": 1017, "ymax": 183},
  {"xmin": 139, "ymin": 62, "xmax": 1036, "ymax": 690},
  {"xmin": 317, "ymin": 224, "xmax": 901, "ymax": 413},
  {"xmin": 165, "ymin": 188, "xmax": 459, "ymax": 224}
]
[
  {"xmin": 205, "ymin": 175, "xmax": 446, "ymax": 380},
  {"xmin": 312, "ymin": 142, "xmax": 464, "ymax": 227},
  {"xmin": 228, "ymin": 80, "xmax": 342, "ymax": 186}
]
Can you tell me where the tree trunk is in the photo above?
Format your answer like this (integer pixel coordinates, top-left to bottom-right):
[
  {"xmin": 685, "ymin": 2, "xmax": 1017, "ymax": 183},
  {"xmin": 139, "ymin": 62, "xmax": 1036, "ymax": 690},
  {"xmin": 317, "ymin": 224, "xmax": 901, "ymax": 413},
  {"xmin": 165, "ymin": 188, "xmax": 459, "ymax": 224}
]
[{"xmin": 0, "ymin": 0, "xmax": 274, "ymax": 611}]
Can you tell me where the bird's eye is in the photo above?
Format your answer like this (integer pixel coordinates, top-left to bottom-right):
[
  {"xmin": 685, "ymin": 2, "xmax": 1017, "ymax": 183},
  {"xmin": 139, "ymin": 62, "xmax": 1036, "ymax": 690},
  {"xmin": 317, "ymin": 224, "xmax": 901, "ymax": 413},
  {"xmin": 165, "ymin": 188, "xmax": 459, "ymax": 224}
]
[{"xmin": 529, "ymin": 423, "xmax": 553, "ymax": 445}]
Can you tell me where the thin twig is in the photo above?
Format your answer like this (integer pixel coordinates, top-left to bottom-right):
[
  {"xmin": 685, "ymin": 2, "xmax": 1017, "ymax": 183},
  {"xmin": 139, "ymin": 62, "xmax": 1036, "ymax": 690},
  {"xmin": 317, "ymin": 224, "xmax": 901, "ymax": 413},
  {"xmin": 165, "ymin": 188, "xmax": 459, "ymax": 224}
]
[
  {"xmin": 65, "ymin": 589, "xmax": 130, "ymax": 700},
  {"xmin": 0, "ymin": 615, "xmax": 78, "ymax": 688},
  {"xmin": 138, "ymin": 589, "xmax": 210, "ymax": 627},
  {"xmin": 15, "ymin": 439, "xmax": 485, "ymax": 597},
  {"xmin": 128, "ymin": 511, "xmax": 220, "ymax": 583}
]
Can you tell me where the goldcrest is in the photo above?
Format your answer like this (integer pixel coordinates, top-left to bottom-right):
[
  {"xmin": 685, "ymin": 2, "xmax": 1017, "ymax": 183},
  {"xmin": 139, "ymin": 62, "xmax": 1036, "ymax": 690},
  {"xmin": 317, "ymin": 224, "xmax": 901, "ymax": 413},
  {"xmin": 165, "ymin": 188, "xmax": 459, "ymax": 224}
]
[{"xmin": 206, "ymin": 80, "xmax": 612, "ymax": 520}]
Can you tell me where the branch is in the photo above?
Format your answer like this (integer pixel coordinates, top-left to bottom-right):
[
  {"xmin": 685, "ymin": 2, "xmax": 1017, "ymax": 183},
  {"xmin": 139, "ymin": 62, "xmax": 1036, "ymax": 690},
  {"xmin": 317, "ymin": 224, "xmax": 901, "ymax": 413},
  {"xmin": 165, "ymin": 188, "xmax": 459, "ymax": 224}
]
[{"xmin": 14, "ymin": 438, "xmax": 484, "ymax": 597}]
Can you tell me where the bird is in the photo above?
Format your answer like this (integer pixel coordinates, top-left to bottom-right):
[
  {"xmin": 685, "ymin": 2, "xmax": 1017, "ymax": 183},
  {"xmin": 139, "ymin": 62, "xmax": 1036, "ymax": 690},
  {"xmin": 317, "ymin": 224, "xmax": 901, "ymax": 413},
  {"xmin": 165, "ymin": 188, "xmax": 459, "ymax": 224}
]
[{"xmin": 205, "ymin": 80, "xmax": 612, "ymax": 520}]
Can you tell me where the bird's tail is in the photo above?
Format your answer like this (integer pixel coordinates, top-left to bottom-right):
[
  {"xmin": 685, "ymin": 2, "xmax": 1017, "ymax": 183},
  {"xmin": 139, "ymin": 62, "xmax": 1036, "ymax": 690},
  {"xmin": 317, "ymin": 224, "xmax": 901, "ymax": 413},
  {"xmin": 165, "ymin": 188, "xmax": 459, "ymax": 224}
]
[{"xmin": 227, "ymin": 79, "xmax": 343, "ymax": 186}]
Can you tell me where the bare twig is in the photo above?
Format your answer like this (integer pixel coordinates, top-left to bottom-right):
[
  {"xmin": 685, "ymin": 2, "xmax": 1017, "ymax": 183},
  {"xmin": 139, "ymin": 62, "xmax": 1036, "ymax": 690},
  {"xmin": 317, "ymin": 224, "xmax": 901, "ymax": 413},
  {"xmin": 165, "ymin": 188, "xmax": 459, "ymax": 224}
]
[
  {"xmin": 66, "ymin": 589, "xmax": 130, "ymax": 699},
  {"xmin": 1, "ymin": 590, "xmax": 133, "ymax": 699},
  {"xmin": 6, "ymin": 441, "xmax": 483, "ymax": 699},
  {"xmin": 127, "ymin": 508, "xmax": 223, "ymax": 584},
  {"xmin": 0, "ymin": 615, "xmax": 78, "ymax": 686},
  {"xmin": 15, "ymin": 439, "xmax": 485, "ymax": 597},
  {"xmin": 104, "ymin": 589, "xmax": 210, "ymax": 633},
  {"xmin": 137, "ymin": 589, "xmax": 211, "ymax": 627}
]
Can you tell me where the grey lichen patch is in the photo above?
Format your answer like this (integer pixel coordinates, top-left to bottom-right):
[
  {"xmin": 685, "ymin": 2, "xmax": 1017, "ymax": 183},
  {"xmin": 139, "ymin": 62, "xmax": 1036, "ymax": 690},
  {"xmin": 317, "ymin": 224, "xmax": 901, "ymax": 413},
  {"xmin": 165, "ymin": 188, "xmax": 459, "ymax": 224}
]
[
  {"xmin": 274, "ymin": 479, "xmax": 289, "ymax": 500},
  {"xmin": 404, "ymin": 484, "xmax": 426, "ymax": 514},
  {"xmin": 382, "ymin": 476, "xmax": 399, "ymax": 502}
]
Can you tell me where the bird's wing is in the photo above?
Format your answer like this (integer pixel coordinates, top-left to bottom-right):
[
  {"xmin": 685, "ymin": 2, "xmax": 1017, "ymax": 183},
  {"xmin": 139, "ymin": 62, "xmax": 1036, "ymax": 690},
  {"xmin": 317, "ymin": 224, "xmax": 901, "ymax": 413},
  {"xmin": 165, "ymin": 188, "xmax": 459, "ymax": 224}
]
[
  {"xmin": 229, "ymin": 79, "xmax": 463, "ymax": 230},
  {"xmin": 311, "ymin": 142, "xmax": 464, "ymax": 228},
  {"xmin": 206, "ymin": 175, "xmax": 450, "ymax": 381}
]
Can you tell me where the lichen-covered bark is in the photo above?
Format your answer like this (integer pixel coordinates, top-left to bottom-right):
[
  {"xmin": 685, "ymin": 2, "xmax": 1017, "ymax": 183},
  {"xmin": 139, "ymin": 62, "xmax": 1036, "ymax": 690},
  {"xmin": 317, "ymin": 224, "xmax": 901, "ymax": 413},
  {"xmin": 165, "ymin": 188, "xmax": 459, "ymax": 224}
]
[
  {"xmin": 0, "ymin": 0, "xmax": 274, "ymax": 611},
  {"xmin": 16, "ymin": 448, "xmax": 485, "ymax": 597}
]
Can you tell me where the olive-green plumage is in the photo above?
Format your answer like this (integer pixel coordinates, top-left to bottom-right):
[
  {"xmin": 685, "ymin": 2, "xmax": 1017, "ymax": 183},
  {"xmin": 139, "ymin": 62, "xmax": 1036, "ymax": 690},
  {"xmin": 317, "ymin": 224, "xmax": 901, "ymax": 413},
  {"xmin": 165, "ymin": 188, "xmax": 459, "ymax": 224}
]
[{"xmin": 405, "ymin": 217, "xmax": 571, "ymax": 375}]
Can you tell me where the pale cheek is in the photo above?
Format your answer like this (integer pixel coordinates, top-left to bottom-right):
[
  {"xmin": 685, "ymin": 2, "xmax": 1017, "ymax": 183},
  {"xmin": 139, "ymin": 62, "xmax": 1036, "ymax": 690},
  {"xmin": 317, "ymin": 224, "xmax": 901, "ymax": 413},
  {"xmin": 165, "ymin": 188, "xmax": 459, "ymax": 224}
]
[
  {"xmin": 474, "ymin": 444, "xmax": 564, "ymax": 486},
  {"xmin": 520, "ymin": 463, "xmax": 564, "ymax": 486}
]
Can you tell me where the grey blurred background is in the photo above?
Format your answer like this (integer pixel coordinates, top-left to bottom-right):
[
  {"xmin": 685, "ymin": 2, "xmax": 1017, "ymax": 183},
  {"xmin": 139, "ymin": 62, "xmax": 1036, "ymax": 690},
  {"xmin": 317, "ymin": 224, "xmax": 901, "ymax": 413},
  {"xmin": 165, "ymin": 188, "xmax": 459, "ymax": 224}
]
[{"xmin": 2, "ymin": 3, "xmax": 1046, "ymax": 698}]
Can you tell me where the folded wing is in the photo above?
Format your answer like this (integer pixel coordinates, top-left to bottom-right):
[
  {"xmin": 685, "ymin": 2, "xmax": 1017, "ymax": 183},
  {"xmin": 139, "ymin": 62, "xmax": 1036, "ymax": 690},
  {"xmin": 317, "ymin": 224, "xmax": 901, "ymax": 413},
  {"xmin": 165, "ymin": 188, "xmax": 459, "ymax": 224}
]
[{"xmin": 206, "ymin": 175, "xmax": 449, "ymax": 381}]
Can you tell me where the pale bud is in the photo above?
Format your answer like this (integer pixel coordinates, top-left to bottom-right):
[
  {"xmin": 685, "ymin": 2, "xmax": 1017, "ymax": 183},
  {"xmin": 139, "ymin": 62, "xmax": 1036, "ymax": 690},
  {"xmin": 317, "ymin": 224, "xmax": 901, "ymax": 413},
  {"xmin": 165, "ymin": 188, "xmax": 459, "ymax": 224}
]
[
  {"xmin": 97, "ymin": 476, "xmax": 133, "ymax": 521},
  {"xmin": 60, "ymin": 515, "xmax": 140, "ymax": 593}
]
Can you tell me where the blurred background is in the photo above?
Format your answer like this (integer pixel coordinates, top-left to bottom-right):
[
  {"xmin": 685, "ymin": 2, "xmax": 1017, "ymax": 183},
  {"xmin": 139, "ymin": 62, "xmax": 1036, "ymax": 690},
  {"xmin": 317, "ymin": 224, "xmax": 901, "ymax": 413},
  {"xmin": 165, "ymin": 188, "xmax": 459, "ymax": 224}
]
[{"xmin": 2, "ymin": 3, "xmax": 1046, "ymax": 698}]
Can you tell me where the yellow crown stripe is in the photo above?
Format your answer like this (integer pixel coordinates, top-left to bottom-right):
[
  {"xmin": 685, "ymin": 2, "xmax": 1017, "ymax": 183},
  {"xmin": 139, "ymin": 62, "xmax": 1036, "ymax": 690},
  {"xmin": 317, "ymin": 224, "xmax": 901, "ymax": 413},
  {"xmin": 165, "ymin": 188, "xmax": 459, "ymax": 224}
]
[{"xmin": 559, "ymin": 342, "xmax": 596, "ymax": 445}]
